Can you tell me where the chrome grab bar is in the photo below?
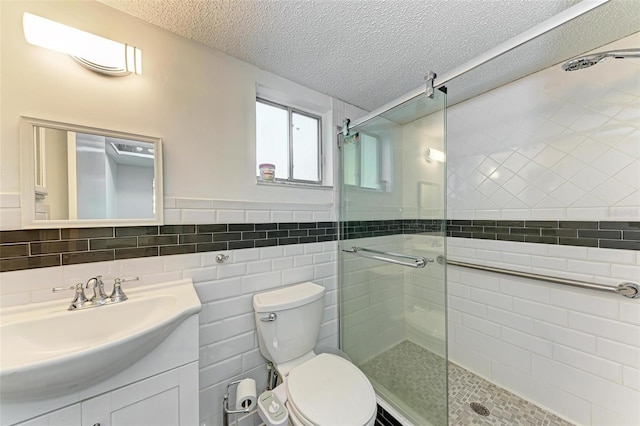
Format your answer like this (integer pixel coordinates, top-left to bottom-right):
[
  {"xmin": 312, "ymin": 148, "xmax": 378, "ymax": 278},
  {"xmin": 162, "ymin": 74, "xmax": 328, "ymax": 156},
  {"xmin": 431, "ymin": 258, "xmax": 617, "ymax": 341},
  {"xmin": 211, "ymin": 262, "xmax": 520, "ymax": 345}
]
[
  {"xmin": 442, "ymin": 257, "xmax": 639, "ymax": 299},
  {"xmin": 343, "ymin": 246, "xmax": 432, "ymax": 269}
]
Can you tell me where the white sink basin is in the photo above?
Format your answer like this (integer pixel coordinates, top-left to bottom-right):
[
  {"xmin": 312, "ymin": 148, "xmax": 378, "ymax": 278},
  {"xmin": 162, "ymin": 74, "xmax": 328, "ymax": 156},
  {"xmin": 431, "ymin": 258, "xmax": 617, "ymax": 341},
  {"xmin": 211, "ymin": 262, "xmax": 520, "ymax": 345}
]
[{"xmin": 0, "ymin": 278, "xmax": 201, "ymax": 401}]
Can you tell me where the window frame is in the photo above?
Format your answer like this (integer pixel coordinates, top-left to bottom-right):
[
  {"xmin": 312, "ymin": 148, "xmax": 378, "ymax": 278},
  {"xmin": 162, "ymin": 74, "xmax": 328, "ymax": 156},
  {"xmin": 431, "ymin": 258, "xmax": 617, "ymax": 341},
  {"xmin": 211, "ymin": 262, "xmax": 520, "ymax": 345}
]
[{"xmin": 256, "ymin": 97, "xmax": 323, "ymax": 185}]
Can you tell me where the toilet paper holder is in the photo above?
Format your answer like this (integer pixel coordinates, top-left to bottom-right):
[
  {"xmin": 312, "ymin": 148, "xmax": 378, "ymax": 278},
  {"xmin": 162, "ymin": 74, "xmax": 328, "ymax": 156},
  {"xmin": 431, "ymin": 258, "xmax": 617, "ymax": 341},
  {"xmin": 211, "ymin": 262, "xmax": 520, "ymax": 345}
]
[{"xmin": 223, "ymin": 379, "xmax": 255, "ymax": 426}]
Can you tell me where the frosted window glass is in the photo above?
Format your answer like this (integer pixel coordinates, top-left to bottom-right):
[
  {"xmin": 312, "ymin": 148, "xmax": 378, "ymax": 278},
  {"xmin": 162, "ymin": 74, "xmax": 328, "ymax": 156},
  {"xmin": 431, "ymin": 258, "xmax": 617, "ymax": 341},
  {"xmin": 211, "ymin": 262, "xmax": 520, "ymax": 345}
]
[
  {"xmin": 343, "ymin": 136, "xmax": 358, "ymax": 186},
  {"xmin": 342, "ymin": 133, "xmax": 381, "ymax": 190},
  {"xmin": 360, "ymin": 134, "xmax": 380, "ymax": 189},
  {"xmin": 256, "ymin": 102, "xmax": 289, "ymax": 179},
  {"xmin": 292, "ymin": 112, "xmax": 319, "ymax": 181}
]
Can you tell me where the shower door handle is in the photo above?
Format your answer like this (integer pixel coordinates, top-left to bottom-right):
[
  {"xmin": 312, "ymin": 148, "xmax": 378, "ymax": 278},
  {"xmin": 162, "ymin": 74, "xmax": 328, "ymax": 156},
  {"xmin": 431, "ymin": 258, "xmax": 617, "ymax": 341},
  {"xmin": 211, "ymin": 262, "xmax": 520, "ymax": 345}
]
[{"xmin": 343, "ymin": 247, "xmax": 431, "ymax": 268}]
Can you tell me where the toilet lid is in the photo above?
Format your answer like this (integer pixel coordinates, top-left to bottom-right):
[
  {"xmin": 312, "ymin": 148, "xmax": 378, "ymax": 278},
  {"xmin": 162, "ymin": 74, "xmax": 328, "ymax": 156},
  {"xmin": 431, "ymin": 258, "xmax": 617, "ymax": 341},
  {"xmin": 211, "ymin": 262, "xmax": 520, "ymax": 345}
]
[{"xmin": 287, "ymin": 353, "xmax": 376, "ymax": 426}]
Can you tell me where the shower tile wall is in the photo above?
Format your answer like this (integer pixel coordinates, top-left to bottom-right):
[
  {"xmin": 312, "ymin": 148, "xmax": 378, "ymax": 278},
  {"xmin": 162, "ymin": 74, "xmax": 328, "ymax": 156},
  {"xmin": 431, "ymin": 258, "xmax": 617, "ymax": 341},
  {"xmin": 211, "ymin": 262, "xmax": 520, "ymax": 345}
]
[
  {"xmin": 340, "ymin": 235, "xmax": 407, "ymax": 364},
  {"xmin": 0, "ymin": 201, "xmax": 338, "ymax": 426},
  {"xmin": 448, "ymin": 33, "xmax": 640, "ymax": 221},
  {"xmin": 446, "ymin": 33, "xmax": 640, "ymax": 426}
]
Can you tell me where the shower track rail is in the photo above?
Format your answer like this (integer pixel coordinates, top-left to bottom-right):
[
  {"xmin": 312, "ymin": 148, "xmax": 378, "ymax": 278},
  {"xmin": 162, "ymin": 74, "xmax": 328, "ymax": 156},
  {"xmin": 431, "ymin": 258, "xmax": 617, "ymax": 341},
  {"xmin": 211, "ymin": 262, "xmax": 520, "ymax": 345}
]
[
  {"xmin": 343, "ymin": 247, "xmax": 431, "ymax": 269},
  {"xmin": 445, "ymin": 258, "xmax": 640, "ymax": 299}
]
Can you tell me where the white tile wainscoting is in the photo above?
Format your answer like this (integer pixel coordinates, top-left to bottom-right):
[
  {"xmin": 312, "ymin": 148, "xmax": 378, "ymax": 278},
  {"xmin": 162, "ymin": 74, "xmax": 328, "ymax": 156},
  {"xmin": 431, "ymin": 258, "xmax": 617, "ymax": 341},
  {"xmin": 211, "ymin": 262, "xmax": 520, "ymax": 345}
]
[
  {"xmin": 0, "ymin": 241, "xmax": 338, "ymax": 426},
  {"xmin": 447, "ymin": 237, "xmax": 640, "ymax": 425},
  {"xmin": 163, "ymin": 197, "xmax": 335, "ymax": 225}
]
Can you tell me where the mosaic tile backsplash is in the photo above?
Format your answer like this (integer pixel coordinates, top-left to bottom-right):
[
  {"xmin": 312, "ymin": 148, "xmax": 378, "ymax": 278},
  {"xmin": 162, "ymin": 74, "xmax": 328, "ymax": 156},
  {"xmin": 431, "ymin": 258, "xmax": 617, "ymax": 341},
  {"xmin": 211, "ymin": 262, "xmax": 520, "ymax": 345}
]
[{"xmin": 1, "ymin": 220, "xmax": 637, "ymax": 272}]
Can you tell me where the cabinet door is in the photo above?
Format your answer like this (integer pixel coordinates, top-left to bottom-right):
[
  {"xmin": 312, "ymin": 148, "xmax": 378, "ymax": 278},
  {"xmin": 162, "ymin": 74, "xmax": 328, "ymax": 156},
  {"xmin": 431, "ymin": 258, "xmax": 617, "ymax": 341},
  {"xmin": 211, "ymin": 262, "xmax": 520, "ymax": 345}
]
[
  {"xmin": 81, "ymin": 362, "xmax": 198, "ymax": 426},
  {"xmin": 14, "ymin": 404, "xmax": 81, "ymax": 426},
  {"xmin": 82, "ymin": 389, "xmax": 180, "ymax": 426}
]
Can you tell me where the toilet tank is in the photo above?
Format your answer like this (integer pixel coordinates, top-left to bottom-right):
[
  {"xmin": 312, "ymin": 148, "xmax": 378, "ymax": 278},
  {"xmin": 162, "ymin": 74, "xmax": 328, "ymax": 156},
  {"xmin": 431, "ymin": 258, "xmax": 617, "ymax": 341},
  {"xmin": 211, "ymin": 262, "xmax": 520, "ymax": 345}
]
[{"xmin": 253, "ymin": 282, "xmax": 325, "ymax": 364}]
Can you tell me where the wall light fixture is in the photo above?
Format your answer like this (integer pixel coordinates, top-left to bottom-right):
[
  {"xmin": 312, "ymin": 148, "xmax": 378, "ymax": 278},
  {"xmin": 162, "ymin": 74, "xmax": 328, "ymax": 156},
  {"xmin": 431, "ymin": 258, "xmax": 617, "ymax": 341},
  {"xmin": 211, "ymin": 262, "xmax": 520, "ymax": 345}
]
[
  {"xmin": 425, "ymin": 148, "xmax": 445, "ymax": 163},
  {"xmin": 23, "ymin": 13, "xmax": 142, "ymax": 76}
]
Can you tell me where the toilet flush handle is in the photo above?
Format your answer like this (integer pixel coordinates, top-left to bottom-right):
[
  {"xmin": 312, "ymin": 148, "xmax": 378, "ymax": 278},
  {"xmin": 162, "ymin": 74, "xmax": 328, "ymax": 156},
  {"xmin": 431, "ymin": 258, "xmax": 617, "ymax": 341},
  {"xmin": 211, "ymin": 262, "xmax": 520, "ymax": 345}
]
[{"xmin": 260, "ymin": 313, "xmax": 277, "ymax": 322}]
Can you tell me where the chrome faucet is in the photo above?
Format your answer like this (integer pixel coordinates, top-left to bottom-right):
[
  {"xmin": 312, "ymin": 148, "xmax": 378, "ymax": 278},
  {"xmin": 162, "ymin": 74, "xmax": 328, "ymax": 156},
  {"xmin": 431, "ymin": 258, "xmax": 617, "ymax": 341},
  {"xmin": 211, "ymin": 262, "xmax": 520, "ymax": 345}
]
[
  {"xmin": 52, "ymin": 276, "xmax": 138, "ymax": 311},
  {"xmin": 86, "ymin": 275, "xmax": 108, "ymax": 306}
]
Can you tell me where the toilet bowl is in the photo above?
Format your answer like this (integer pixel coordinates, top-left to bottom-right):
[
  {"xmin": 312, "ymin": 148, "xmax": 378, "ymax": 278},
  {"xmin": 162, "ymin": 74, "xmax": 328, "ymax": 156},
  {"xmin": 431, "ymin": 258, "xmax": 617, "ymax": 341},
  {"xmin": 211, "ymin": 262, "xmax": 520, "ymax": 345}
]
[
  {"xmin": 253, "ymin": 282, "xmax": 377, "ymax": 426},
  {"xmin": 286, "ymin": 353, "xmax": 376, "ymax": 426}
]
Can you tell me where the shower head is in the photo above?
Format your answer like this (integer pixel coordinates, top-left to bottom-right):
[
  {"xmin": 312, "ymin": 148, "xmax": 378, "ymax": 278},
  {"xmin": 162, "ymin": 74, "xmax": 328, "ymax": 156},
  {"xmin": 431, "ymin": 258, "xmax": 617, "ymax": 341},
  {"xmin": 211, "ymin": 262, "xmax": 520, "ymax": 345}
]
[{"xmin": 562, "ymin": 48, "xmax": 640, "ymax": 71}]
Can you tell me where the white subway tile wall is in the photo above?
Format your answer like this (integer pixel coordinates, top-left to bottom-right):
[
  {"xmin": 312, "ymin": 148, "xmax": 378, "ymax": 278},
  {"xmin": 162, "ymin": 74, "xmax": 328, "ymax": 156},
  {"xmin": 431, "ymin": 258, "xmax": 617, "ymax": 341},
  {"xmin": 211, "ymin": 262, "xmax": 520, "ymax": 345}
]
[
  {"xmin": 0, "ymin": 199, "xmax": 338, "ymax": 426},
  {"xmin": 0, "ymin": 215, "xmax": 337, "ymax": 426},
  {"xmin": 448, "ymin": 237, "xmax": 640, "ymax": 425},
  {"xmin": 163, "ymin": 198, "xmax": 335, "ymax": 225},
  {"xmin": 447, "ymin": 34, "xmax": 640, "ymax": 222},
  {"xmin": 446, "ymin": 33, "xmax": 640, "ymax": 424}
]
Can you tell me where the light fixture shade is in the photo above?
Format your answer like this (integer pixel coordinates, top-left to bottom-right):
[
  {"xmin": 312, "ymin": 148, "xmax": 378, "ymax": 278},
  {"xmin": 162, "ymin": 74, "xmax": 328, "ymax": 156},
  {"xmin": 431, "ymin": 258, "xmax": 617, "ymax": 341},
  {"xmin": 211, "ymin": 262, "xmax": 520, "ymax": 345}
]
[
  {"xmin": 23, "ymin": 13, "xmax": 141, "ymax": 76},
  {"xmin": 425, "ymin": 148, "xmax": 445, "ymax": 163}
]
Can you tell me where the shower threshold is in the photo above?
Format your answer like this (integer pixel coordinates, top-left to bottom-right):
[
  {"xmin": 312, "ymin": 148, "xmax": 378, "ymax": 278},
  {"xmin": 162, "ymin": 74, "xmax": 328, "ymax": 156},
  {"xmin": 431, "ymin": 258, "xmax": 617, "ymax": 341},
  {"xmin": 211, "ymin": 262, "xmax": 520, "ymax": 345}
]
[{"xmin": 362, "ymin": 340, "xmax": 575, "ymax": 426}]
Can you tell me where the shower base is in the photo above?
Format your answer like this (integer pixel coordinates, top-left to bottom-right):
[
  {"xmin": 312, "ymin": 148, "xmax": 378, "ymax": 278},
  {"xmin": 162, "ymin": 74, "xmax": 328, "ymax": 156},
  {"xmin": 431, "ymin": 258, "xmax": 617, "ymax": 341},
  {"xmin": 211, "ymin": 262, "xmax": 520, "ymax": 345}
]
[{"xmin": 361, "ymin": 340, "xmax": 575, "ymax": 426}]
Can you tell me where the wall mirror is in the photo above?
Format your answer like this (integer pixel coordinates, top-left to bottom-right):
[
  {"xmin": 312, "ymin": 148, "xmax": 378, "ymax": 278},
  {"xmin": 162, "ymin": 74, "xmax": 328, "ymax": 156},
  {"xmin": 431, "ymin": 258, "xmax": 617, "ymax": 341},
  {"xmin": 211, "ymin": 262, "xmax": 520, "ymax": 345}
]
[{"xmin": 20, "ymin": 117, "xmax": 163, "ymax": 228}]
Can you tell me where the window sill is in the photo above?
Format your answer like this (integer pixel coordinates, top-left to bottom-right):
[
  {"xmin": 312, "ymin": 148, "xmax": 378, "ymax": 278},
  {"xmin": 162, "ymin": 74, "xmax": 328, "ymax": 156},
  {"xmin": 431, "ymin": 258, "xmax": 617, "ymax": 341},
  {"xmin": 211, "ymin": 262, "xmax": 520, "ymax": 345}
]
[{"xmin": 256, "ymin": 180, "xmax": 333, "ymax": 190}]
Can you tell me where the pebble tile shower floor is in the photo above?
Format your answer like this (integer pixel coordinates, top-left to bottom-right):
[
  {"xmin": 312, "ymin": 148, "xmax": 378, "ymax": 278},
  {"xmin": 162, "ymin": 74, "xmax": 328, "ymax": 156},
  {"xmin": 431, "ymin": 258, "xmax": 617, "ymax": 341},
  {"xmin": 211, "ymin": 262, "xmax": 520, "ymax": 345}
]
[{"xmin": 363, "ymin": 340, "xmax": 575, "ymax": 426}]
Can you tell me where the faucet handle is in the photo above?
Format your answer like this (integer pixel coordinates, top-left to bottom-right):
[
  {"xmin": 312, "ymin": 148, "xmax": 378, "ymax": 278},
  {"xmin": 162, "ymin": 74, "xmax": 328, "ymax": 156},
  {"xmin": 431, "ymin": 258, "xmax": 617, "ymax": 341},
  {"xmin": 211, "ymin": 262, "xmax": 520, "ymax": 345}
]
[
  {"xmin": 52, "ymin": 285, "xmax": 76, "ymax": 292},
  {"xmin": 115, "ymin": 276, "xmax": 139, "ymax": 284},
  {"xmin": 52, "ymin": 283, "xmax": 89, "ymax": 310},
  {"xmin": 110, "ymin": 276, "xmax": 138, "ymax": 302}
]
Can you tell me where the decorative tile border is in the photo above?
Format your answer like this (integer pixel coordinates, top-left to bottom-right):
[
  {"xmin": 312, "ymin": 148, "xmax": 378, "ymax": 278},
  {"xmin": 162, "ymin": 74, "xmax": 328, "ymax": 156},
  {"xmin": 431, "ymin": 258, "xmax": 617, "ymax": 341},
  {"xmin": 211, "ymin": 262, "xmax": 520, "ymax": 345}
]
[
  {"xmin": 447, "ymin": 220, "xmax": 640, "ymax": 250},
  {"xmin": 1, "ymin": 220, "xmax": 637, "ymax": 272},
  {"xmin": 341, "ymin": 219, "xmax": 444, "ymax": 240},
  {"xmin": 0, "ymin": 222, "xmax": 337, "ymax": 273}
]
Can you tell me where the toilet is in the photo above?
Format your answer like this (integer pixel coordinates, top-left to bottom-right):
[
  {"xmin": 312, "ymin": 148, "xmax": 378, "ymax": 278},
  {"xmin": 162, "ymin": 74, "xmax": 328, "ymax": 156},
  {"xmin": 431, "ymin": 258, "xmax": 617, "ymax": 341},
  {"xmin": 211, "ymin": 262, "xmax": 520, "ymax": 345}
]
[{"xmin": 253, "ymin": 282, "xmax": 377, "ymax": 426}]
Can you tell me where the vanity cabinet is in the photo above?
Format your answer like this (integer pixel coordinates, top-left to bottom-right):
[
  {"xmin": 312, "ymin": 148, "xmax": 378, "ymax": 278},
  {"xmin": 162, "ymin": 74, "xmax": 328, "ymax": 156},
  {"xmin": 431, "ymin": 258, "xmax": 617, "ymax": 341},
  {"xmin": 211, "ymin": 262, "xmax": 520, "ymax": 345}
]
[
  {"xmin": 4, "ymin": 314, "xmax": 200, "ymax": 426},
  {"xmin": 14, "ymin": 404, "xmax": 81, "ymax": 425},
  {"xmin": 14, "ymin": 362, "xmax": 198, "ymax": 426},
  {"xmin": 82, "ymin": 361, "xmax": 198, "ymax": 426}
]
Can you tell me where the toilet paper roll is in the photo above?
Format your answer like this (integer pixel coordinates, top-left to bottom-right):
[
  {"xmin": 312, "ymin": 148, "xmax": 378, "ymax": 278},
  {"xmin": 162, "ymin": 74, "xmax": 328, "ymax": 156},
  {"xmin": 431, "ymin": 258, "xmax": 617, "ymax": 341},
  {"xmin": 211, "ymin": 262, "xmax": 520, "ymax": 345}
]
[{"xmin": 236, "ymin": 378, "xmax": 257, "ymax": 410}]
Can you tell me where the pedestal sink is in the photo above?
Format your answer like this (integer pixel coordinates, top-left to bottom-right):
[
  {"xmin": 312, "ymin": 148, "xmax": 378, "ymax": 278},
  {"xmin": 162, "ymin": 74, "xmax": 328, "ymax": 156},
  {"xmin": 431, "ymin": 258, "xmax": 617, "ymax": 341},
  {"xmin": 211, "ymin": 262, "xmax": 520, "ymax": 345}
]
[{"xmin": 0, "ymin": 278, "xmax": 201, "ymax": 401}]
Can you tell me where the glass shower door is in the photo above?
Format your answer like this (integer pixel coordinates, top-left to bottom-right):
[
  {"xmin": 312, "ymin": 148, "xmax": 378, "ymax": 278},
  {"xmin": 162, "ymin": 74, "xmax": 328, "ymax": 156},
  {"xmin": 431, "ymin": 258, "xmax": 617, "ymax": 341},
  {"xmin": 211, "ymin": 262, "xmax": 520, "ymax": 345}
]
[{"xmin": 339, "ymin": 89, "xmax": 447, "ymax": 426}]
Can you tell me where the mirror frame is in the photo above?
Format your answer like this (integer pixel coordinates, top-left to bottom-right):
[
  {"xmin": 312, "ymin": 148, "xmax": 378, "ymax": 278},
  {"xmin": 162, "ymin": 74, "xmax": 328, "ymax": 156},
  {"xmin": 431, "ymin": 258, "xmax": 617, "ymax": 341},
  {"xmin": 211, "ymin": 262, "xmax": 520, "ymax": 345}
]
[{"xmin": 19, "ymin": 116, "xmax": 164, "ymax": 229}]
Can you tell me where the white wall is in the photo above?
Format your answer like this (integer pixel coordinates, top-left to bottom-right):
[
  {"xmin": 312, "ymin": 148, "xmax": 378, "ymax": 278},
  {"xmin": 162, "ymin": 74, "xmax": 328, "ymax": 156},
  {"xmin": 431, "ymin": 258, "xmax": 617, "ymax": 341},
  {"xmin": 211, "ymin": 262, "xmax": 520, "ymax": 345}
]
[
  {"xmin": 0, "ymin": 0, "xmax": 337, "ymax": 230},
  {"xmin": 447, "ymin": 33, "xmax": 640, "ymax": 426},
  {"xmin": 76, "ymin": 134, "xmax": 108, "ymax": 219},
  {"xmin": 116, "ymin": 164, "xmax": 154, "ymax": 219}
]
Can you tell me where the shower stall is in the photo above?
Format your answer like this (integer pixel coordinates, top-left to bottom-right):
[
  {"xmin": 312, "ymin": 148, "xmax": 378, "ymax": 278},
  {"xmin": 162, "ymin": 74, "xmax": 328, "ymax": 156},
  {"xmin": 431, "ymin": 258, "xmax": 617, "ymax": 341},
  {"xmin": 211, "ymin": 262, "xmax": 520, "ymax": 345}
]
[
  {"xmin": 338, "ymin": 88, "xmax": 448, "ymax": 426},
  {"xmin": 335, "ymin": 1, "xmax": 639, "ymax": 424}
]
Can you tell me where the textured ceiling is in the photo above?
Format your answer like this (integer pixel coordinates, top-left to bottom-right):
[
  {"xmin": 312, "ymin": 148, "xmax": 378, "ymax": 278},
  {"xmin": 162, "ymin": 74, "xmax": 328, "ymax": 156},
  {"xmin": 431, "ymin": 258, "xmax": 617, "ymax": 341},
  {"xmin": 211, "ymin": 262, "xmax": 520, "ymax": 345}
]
[{"xmin": 100, "ymin": 0, "xmax": 640, "ymax": 111}]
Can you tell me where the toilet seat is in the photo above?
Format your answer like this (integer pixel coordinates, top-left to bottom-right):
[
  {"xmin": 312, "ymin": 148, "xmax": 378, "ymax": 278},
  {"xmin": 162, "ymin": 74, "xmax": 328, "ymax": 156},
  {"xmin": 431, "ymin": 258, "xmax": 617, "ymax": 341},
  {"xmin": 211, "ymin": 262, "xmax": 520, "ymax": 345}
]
[{"xmin": 286, "ymin": 353, "xmax": 376, "ymax": 426}]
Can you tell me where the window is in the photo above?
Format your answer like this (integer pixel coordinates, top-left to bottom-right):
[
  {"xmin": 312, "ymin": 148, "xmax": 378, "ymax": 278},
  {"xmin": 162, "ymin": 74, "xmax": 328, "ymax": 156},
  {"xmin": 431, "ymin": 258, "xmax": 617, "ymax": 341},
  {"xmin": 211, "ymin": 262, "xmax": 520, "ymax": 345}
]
[
  {"xmin": 342, "ymin": 132, "xmax": 384, "ymax": 190},
  {"xmin": 256, "ymin": 98, "xmax": 322, "ymax": 184}
]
